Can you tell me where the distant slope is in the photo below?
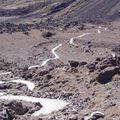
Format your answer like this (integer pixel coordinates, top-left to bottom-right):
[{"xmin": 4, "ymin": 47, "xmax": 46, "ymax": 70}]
[
  {"xmin": 0, "ymin": 0, "xmax": 119, "ymax": 23},
  {"xmin": 60, "ymin": 0, "xmax": 120, "ymax": 23}
]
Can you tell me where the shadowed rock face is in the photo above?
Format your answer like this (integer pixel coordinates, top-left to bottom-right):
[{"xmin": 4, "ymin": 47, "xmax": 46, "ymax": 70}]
[
  {"xmin": 97, "ymin": 66, "xmax": 119, "ymax": 84},
  {"xmin": 0, "ymin": 0, "xmax": 119, "ymax": 23}
]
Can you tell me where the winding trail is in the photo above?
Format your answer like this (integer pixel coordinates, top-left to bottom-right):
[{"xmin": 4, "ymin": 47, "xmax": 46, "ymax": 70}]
[
  {"xmin": 0, "ymin": 26, "xmax": 108, "ymax": 116},
  {"xmin": 0, "ymin": 78, "xmax": 69, "ymax": 115},
  {"xmin": 0, "ymin": 92, "xmax": 6, "ymax": 96},
  {"xmin": 0, "ymin": 43, "xmax": 68, "ymax": 115},
  {"xmin": 0, "ymin": 72, "xmax": 12, "ymax": 76},
  {"xmin": 70, "ymin": 33, "xmax": 92, "ymax": 45},
  {"xmin": 0, "ymin": 95, "xmax": 69, "ymax": 116},
  {"xmin": 0, "ymin": 79, "xmax": 35, "ymax": 91},
  {"xmin": 28, "ymin": 44, "xmax": 62, "ymax": 69},
  {"xmin": 69, "ymin": 26, "xmax": 108, "ymax": 45}
]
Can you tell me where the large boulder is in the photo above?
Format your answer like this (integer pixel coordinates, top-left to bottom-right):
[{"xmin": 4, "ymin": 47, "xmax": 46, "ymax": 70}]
[
  {"xmin": 6, "ymin": 101, "xmax": 29, "ymax": 115},
  {"xmin": 97, "ymin": 66, "xmax": 119, "ymax": 84},
  {"xmin": 5, "ymin": 101, "xmax": 42, "ymax": 115}
]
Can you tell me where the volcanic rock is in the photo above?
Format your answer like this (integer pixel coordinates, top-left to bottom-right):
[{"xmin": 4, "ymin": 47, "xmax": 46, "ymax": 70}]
[
  {"xmin": 97, "ymin": 66, "xmax": 119, "ymax": 84},
  {"xmin": 42, "ymin": 31, "xmax": 55, "ymax": 39},
  {"xmin": 4, "ymin": 101, "xmax": 42, "ymax": 115},
  {"xmin": 69, "ymin": 60, "xmax": 79, "ymax": 68}
]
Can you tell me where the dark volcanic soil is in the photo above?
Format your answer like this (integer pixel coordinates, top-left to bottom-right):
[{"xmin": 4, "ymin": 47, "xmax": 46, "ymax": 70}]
[{"xmin": 0, "ymin": 0, "xmax": 119, "ymax": 24}]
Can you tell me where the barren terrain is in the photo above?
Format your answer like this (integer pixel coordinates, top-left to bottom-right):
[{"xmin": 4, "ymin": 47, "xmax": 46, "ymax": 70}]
[{"xmin": 0, "ymin": 0, "xmax": 120, "ymax": 120}]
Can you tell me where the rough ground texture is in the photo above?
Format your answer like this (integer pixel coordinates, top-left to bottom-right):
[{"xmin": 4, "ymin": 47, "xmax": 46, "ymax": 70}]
[
  {"xmin": 0, "ymin": 0, "xmax": 120, "ymax": 120},
  {"xmin": 0, "ymin": 0, "xmax": 119, "ymax": 24}
]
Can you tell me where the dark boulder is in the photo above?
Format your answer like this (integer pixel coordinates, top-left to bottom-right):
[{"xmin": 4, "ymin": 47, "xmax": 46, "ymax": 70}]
[
  {"xmin": 0, "ymin": 84, "xmax": 10, "ymax": 89},
  {"xmin": 6, "ymin": 101, "xmax": 28, "ymax": 115},
  {"xmin": 90, "ymin": 111, "xmax": 105, "ymax": 120},
  {"xmin": 42, "ymin": 31, "xmax": 55, "ymax": 39},
  {"xmin": 46, "ymin": 74, "xmax": 53, "ymax": 80},
  {"xmin": 97, "ymin": 66, "xmax": 119, "ymax": 84},
  {"xmin": 69, "ymin": 60, "xmax": 79, "ymax": 68},
  {"xmin": 79, "ymin": 61, "xmax": 87, "ymax": 66},
  {"xmin": 78, "ymin": 24, "xmax": 85, "ymax": 30}
]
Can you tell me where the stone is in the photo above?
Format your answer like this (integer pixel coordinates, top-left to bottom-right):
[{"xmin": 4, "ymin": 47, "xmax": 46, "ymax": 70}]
[
  {"xmin": 24, "ymin": 73, "xmax": 33, "ymax": 79},
  {"xmin": 69, "ymin": 60, "xmax": 79, "ymax": 68},
  {"xmin": 79, "ymin": 61, "xmax": 87, "ymax": 66},
  {"xmin": 5, "ymin": 101, "xmax": 30, "ymax": 115},
  {"xmin": 42, "ymin": 31, "xmax": 55, "ymax": 39},
  {"xmin": 87, "ymin": 63, "xmax": 96, "ymax": 72},
  {"xmin": 46, "ymin": 74, "xmax": 53, "ymax": 80},
  {"xmin": 90, "ymin": 111, "xmax": 105, "ymax": 120},
  {"xmin": 69, "ymin": 114, "xmax": 78, "ymax": 120},
  {"xmin": 95, "ymin": 57, "xmax": 102, "ymax": 62},
  {"xmin": 0, "ymin": 84, "xmax": 10, "ymax": 89},
  {"xmin": 97, "ymin": 66, "xmax": 119, "ymax": 84},
  {"xmin": 84, "ymin": 111, "xmax": 105, "ymax": 120}
]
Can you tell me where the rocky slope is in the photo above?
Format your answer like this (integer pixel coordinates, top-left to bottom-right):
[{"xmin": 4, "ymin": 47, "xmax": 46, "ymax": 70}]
[
  {"xmin": 0, "ymin": 22, "xmax": 119, "ymax": 119},
  {"xmin": 0, "ymin": 0, "xmax": 120, "ymax": 120},
  {"xmin": 0, "ymin": 0, "xmax": 119, "ymax": 24}
]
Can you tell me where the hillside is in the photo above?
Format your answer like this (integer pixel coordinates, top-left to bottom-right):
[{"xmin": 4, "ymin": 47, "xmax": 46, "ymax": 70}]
[
  {"xmin": 0, "ymin": 1, "xmax": 120, "ymax": 120},
  {"xmin": 0, "ymin": 0, "xmax": 119, "ymax": 24}
]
